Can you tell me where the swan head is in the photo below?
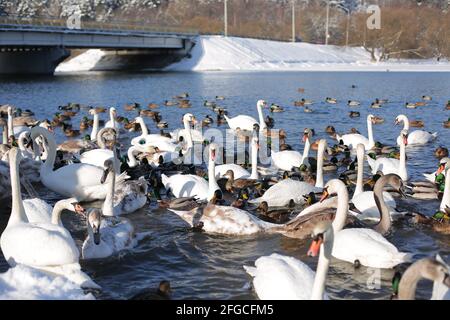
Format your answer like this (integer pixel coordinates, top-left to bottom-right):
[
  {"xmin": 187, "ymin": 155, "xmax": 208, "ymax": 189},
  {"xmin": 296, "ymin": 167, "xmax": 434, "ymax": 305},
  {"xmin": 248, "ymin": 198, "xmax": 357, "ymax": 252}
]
[
  {"xmin": 302, "ymin": 128, "xmax": 313, "ymax": 143},
  {"xmin": 7, "ymin": 105, "xmax": 13, "ymax": 116},
  {"xmin": 101, "ymin": 159, "xmax": 115, "ymax": 184},
  {"xmin": 437, "ymin": 158, "xmax": 450, "ymax": 175},
  {"xmin": 381, "ymin": 174, "xmax": 406, "ymax": 197},
  {"xmin": 399, "ymin": 130, "xmax": 408, "ymax": 146},
  {"xmin": 416, "ymin": 258, "xmax": 450, "ymax": 288},
  {"xmin": 395, "ymin": 114, "xmax": 407, "ymax": 125},
  {"xmin": 110, "ymin": 107, "xmax": 117, "ymax": 118},
  {"xmin": 367, "ymin": 114, "xmax": 375, "ymax": 123},
  {"xmin": 320, "ymin": 179, "xmax": 346, "ymax": 202},
  {"xmin": 209, "ymin": 143, "xmax": 218, "ymax": 162},
  {"xmin": 183, "ymin": 113, "xmax": 196, "ymax": 124},
  {"xmin": 257, "ymin": 100, "xmax": 267, "ymax": 108},
  {"xmin": 307, "ymin": 221, "xmax": 333, "ymax": 257},
  {"xmin": 89, "ymin": 108, "xmax": 98, "ymax": 116},
  {"xmin": 87, "ymin": 209, "xmax": 102, "ymax": 245}
]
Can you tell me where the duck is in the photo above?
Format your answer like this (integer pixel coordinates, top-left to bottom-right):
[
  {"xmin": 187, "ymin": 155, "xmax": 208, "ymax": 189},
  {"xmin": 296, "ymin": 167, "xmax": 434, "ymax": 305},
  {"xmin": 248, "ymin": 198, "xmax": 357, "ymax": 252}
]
[
  {"xmin": 410, "ymin": 120, "xmax": 424, "ymax": 128},
  {"xmin": 57, "ymin": 135, "xmax": 97, "ymax": 154},
  {"xmin": 368, "ymin": 130, "xmax": 408, "ymax": 181},
  {"xmin": 204, "ymin": 100, "xmax": 216, "ymax": 107},
  {"xmin": 62, "ymin": 123, "xmax": 80, "ymax": 138},
  {"xmin": 31, "ymin": 127, "xmax": 128, "ymax": 201},
  {"xmin": 202, "ymin": 115, "xmax": 214, "ymax": 126},
  {"xmin": 130, "ymin": 280, "xmax": 172, "ymax": 300},
  {"xmin": 0, "ymin": 147, "xmax": 98, "ymax": 289},
  {"xmin": 223, "ymin": 170, "xmax": 258, "ymax": 192},
  {"xmin": 372, "ymin": 116, "xmax": 384, "ymax": 124},
  {"xmin": 422, "ymin": 95, "xmax": 432, "ymax": 101},
  {"xmin": 319, "ymin": 179, "xmax": 411, "ymax": 268},
  {"xmin": 444, "ymin": 118, "xmax": 450, "ymax": 128},
  {"xmin": 224, "ymin": 100, "xmax": 267, "ymax": 134},
  {"xmin": 256, "ymin": 201, "xmax": 294, "ymax": 224},
  {"xmin": 124, "ymin": 102, "xmax": 140, "ymax": 111},
  {"xmin": 140, "ymin": 109, "xmax": 159, "ymax": 118},
  {"xmin": 395, "ymin": 256, "xmax": 450, "ymax": 300},
  {"xmin": 243, "ymin": 221, "xmax": 334, "ymax": 300},
  {"xmin": 395, "ymin": 114, "xmax": 437, "ymax": 145},
  {"xmin": 174, "ymin": 92, "xmax": 189, "ymax": 99},
  {"xmin": 348, "ymin": 100, "xmax": 360, "ymax": 106},
  {"xmin": 336, "ymin": 114, "xmax": 376, "ymax": 150},
  {"xmin": 161, "ymin": 143, "xmax": 220, "ymax": 201},
  {"xmin": 231, "ymin": 189, "xmax": 250, "ymax": 209},
  {"xmin": 325, "ymin": 126, "xmax": 336, "ymax": 135},
  {"xmin": 371, "ymin": 102, "xmax": 382, "ymax": 108},
  {"xmin": 164, "ymin": 100, "xmax": 178, "ymax": 106},
  {"xmin": 325, "ymin": 97, "xmax": 337, "ymax": 104},
  {"xmin": 435, "ymin": 147, "xmax": 449, "ymax": 159},
  {"xmin": 350, "ymin": 144, "xmax": 397, "ymax": 221},
  {"xmin": 405, "ymin": 102, "xmax": 417, "ymax": 109},
  {"xmin": 270, "ymin": 103, "xmax": 284, "ymax": 113},
  {"xmin": 349, "ymin": 111, "xmax": 360, "ymax": 118},
  {"xmin": 215, "ymin": 95, "xmax": 225, "ymax": 100},
  {"xmin": 158, "ymin": 196, "xmax": 203, "ymax": 211},
  {"xmin": 304, "ymin": 106, "xmax": 313, "ymax": 113},
  {"xmin": 148, "ymin": 103, "xmax": 158, "ymax": 109}
]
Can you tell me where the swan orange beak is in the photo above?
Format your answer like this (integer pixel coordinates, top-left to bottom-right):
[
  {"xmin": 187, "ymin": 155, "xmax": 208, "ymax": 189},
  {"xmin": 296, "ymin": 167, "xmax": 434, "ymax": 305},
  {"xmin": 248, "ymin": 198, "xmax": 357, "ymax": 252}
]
[
  {"xmin": 437, "ymin": 164, "xmax": 446, "ymax": 175},
  {"xmin": 320, "ymin": 188, "xmax": 329, "ymax": 203},
  {"xmin": 307, "ymin": 237, "xmax": 323, "ymax": 257}
]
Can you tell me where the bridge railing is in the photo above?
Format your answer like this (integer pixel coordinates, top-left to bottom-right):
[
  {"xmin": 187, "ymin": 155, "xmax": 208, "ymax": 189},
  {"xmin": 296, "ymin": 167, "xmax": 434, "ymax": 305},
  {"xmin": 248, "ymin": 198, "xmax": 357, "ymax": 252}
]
[{"xmin": 0, "ymin": 15, "xmax": 198, "ymax": 35}]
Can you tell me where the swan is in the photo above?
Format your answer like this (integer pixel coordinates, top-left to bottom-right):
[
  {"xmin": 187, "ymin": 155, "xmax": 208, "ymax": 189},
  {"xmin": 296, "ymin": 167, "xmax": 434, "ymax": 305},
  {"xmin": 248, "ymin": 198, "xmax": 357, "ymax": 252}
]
[
  {"xmin": 315, "ymin": 139, "xmax": 327, "ymax": 188},
  {"xmin": 89, "ymin": 108, "xmax": 100, "ymax": 141},
  {"xmin": 243, "ymin": 221, "xmax": 333, "ymax": 300},
  {"xmin": 79, "ymin": 127, "xmax": 121, "ymax": 173},
  {"xmin": 248, "ymin": 177, "xmax": 321, "ymax": 207},
  {"xmin": 101, "ymin": 159, "xmax": 148, "ymax": 216},
  {"xmin": 215, "ymin": 131, "xmax": 259, "ymax": 180},
  {"xmin": 171, "ymin": 113, "xmax": 204, "ymax": 143},
  {"xmin": 131, "ymin": 117, "xmax": 180, "ymax": 153},
  {"xmin": 431, "ymin": 255, "xmax": 450, "ymax": 300},
  {"xmin": 336, "ymin": 114, "xmax": 376, "ymax": 150},
  {"xmin": 224, "ymin": 100, "xmax": 267, "ymax": 133},
  {"xmin": 0, "ymin": 148, "xmax": 98, "ymax": 289},
  {"xmin": 104, "ymin": 107, "xmax": 119, "ymax": 133},
  {"xmin": 31, "ymin": 126, "xmax": 128, "ymax": 201},
  {"xmin": 161, "ymin": 143, "xmax": 220, "ymax": 201},
  {"xmin": 397, "ymin": 256, "xmax": 450, "ymax": 300},
  {"xmin": 351, "ymin": 143, "xmax": 397, "ymax": 220},
  {"xmin": 367, "ymin": 130, "xmax": 408, "ymax": 181},
  {"xmin": 271, "ymin": 128, "xmax": 312, "ymax": 171},
  {"xmin": 395, "ymin": 114, "xmax": 437, "ymax": 145},
  {"xmin": 321, "ymin": 179, "xmax": 411, "ymax": 269}
]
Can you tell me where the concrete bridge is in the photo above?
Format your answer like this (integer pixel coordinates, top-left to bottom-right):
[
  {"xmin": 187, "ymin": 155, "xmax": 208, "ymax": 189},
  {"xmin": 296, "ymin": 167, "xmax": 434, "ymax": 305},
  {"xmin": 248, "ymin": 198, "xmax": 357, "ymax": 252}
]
[{"xmin": 0, "ymin": 17, "xmax": 197, "ymax": 74}]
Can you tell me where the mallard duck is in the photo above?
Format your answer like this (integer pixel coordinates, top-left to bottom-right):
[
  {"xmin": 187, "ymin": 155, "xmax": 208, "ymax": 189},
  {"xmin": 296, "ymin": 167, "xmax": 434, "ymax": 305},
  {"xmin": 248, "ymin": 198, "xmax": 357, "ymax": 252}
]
[
  {"xmin": 124, "ymin": 102, "xmax": 140, "ymax": 111},
  {"xmin": 349, "ymin": 111, "xmax": 360, "ymax": 118},
  {"xmin": 93, "ymin": 106, "xmax": 107, "ymax": 113},
  {"xmin": 140, "ymin": 110, "xmax": 159, "ymax": 118},
  {"xmin": 371, "ymin": 102, "xmax": 382, "ymax": 108},
  {"xmin": 410, "ymin": 210, "xmax": 450, "ymax": 235},
  {"xmin": 179, "ymin": 102, "xmax": 192, "ymax": 109},
  {"xmin": 372, "ymin": 116, "xmax": 384, "ymax": 124},
  {"xmin": 131, "ymin": 280, "xmax": 172, "ymax": 300},
  {"xmin": 415, "ymin": 101, "xmax": 427, "ymax": 107},
  {"xmin": 435, "ymin": 147, "xmax": 449, "ymax": 159},
  {"xmin": 410, "ymin": 120, "xmax": 424, "ymax": 128},
  {"xmin": 270, "ymin": 103, "xmax": 284, "ymax": 113},
  {"xmin": 349, "ymin": 128, "xmax": 360, "ymax": 134},
  {"xmin": 61, "ymin": 123, "xmax": 80, "ymax": 137},
  {"xmin": 297, "ymin": 88, "xmax": 305, "ymax": 93},
  {"xmin": 202, "ymin": 115, "xmax": 214, "ymax": 126},
  {"xmin": 325, "ymin": 126, "xmax": 336, "ymax": 135},
  {"xmin": 445, "ymin": 101, "xmax": 450, "ymax": 110},
  {"xmin": 204, "ymin": 100, "xmax": 216, "ymax": 107},
  {"xmin": 443, "ymin": 118, "xmax": 450, "ymax": 128},
  {"xmin": 231, "ymin": 189, "xmax": 250, "ymax": 209},
  {"xmin": 224, "ymin": 170, "xmax": 258, "ymax": 192},
  {"xmin": 174, "ymin": 93, "xmax": 189, "ymax": 99},
  {"xmin": 422, "ymin": 95, "xmax": 432, "ymax": 101},
  {"xmin": 16, "ymin": 108, "xmax": 35, "ymax": 117},
  {"xmin": 325, "ymin": 97, "xmax": 337, "ymax": 104},
  {"xmin": 265, "ymin": 115, "xmax": 275, "ymax": 129},
  {"xmin": 256, "ymin": 200, "xmax": 294, "ymax": 224},
  {"xmin": 376, "ymin": 98, "xmax": 388, "ymax": 104},
  {"xmin": 158, "ymin": 196, "xmax": 203, "ymax": 211},
  {"xmin": 79, "ymin": 117, "xmax": 90, "ymax": 131},
  {"xmin": 304, "ymin": 106, "xmax": 313, "ymax": 113},
  {"xmin": 148, "ymin": 103, "xmax": 158, "ymax": 109},
  {"xmin": 164, "ymin": 100, "xmax": 178, "ymax": 106},
  {"xmin": 348, "ymin": 100, "xmax": 360, "ymax": 106},
  {"xmin": 294, "ymin": 100, "xmax": 305, "ymax": 106},
  {"xmin": 215, "ymin": 95, "xmax": 225, "ymax": 100},
  {"xmin": 405, "ymin": 102, "xmax": 417, "ymax": 109}
]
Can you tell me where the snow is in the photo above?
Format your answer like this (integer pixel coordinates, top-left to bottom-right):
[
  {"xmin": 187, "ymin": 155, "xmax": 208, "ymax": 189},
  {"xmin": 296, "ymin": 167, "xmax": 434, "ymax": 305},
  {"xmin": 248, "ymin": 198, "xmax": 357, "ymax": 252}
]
[
  {"xmin": 0, "ymin": 265, "xmax": 95, "ymax": 300},
  {"xmin": 56, "ymin": 36, "xmax": 450, "ymax": 73}
]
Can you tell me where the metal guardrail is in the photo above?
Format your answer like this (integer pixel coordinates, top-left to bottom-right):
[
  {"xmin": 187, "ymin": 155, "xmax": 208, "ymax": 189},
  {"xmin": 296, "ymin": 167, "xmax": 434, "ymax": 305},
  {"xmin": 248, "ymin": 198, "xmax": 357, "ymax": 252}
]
[{"xmin": 0, "ymin": 15, "xmax": 199, "ymax": 36}]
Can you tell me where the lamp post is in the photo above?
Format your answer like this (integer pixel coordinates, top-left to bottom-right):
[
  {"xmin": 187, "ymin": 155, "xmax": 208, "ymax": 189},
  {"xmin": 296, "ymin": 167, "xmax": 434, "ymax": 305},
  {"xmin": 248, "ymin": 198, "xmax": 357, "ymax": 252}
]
[
  {"xmin": 325, "ymin": 0, "xmax": 330, "ymax": 45},
  {"xmin": 292, "ymin": 0, "xmax": 296, "ymax": 42},
  {"xmin": 224, "ymin": 0, "xmax": 228, "ymax": 37}
]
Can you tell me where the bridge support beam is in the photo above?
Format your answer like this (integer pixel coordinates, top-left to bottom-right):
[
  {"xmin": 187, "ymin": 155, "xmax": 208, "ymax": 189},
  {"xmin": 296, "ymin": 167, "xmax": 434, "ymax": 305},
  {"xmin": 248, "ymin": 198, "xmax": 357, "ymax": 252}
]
[{"xmin": 0, "ymin": 47, "xmax": 70, "ymax": 75}]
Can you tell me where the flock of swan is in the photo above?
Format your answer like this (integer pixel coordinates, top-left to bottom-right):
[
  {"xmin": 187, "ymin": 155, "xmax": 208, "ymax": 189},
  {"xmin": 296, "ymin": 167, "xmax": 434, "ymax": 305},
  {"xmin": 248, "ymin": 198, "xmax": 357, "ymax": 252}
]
[{"xmin": 0, "ymin": 94, "xmax": 448, "ymax": 300}]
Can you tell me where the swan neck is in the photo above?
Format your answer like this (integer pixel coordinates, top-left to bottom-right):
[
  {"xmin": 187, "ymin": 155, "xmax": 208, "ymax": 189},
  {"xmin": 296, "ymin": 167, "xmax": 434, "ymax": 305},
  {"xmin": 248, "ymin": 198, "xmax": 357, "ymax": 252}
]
[
  {"xmin": 102, "ymin": 170, "xmax": 115, "ymax": 216},
  {"xmin": 441, "ymin": 169, "xmax": 450, "ymax": 211},
  {"xmin": 208, "ymin": 156, "xmax": 219, "ymax": 200},
  {"xmin": 311, "ymin": 228, "xmax": 333, "ymax": 300},
  {"xmin": 373, "ymin": 176, "xmax": 391, "ymax": 235},
  {"xmin": 301, "ymin": 138, "xmax": 311, "ymax": 165},
  {"xmin": 332, "ymin": 182, "xmax": 349, "ymax": 233},
  {"xmin": 401, "ymin": 115, "xmax": 410, "ymax": 131},
  {"xmin": 257, "ymin": 103, "xmax": 266, "ymax": 130},
  {"xmin": 7, "ymin": 110, "xmax": 13, "ymax": 137},
  {"xmin": 8, "ymin": 150, "xmax": 27, "ymax": 227},
  {"xmin": 91, "ymin": 113, "xmax": 99, "ymax": 141},
  {"xmin": 51, "ymin": 199, "xmax": 73, "ymax": 226},
  {"xmin": 367, "ymin": 118, "xmax": 374, "ymax": 148},
  {"xmin": 2, "ymin": 124, "xmax": 8, "ymax": 144},
  {"xmin": 183, "ymin": 118, "xmax": 193, "ymax": 149},
  {"xmin": 315, "ymin": 142, "xmax": 325, "ymax": 188},
  {"xmin": 138, "ymin": 117, "xmax": 149, "ymax": 136},
  {"xmin": 399, "ymin": 140, "xmax": 407, "ymax": 181},
  {"xmin": 32, "ymin": 128, "xmax": 56, "ymax": 173},
  {"xmin": 398, "ymin": 260, "xmax": 427, "ymax": 300},
  {"xmin": 127, "ymin": 146, "xmax": 138, "ymax": 168}
]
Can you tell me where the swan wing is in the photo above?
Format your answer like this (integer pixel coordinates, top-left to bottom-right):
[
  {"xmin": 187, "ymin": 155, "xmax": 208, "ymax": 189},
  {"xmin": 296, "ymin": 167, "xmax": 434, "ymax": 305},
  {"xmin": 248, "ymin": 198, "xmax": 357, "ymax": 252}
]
[
  {"xmin": 23, "ymin": 198, "xmax": 52, "ymax": 224},
  {"xmin": 215, "ymin": 164, "xmax": 250, "ymax": 179},
  {"xmin": 226, "ymin": 115, "xmax": 258, "ymax": 131},
  {"xmin": 163, "ymin": 174, "xmax": 209, "ymax": 200},
  {"xmin": 271, "ymin": 151, "xmax": 303, "ymax": 171}
]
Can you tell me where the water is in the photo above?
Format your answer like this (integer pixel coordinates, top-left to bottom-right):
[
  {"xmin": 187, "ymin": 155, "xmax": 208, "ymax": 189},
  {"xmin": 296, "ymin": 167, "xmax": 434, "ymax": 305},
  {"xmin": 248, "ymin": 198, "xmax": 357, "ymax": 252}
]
[{"xmin": 0, "ymin": 71, "xmax": 449, "ymax": 300}]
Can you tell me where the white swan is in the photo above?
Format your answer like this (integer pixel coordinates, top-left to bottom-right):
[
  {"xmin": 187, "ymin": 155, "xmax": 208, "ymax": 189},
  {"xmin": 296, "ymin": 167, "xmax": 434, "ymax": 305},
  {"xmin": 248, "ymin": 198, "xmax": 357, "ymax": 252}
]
[
  {"xmin": 22, "ymin": 197, "xmax": 83, "ymax": 225},
  {"xmin": 104, "ymin": 107, "xmax": 118, "ymax": 133},
  {"xmin": 224, "ymin": 100, "xmax": 267, "ymax": 133},
  {"xmin": 0, "ymin": 148, "xmax": 98, "ymax": 289},
  {"xmin": 171, "ymin": 113, "xmax": 204, "ymax": 143},
  {"xmin": 31, "ymin": 126, "xmax": 128, "ymax": 201},
  {"xmin": 79, "ymin": 127, "xmax": 121, "ymax": 173},
  {"xmin": 243, "ymin": 222, "xmax": 333, "ymax": 300},
  {"xmin": 101, "ymin": 159, "xmax": 147, "ymax": 216},
  {"xmin": 215, "ymin": 131, "xmax": 259, "ymax": 180},
  {"xmin": 248, "ymin": 178, "xmax": 321, "ymax": 207},
  {"xmin": 322, "ymin": 179, "xmax": 411, "ymax": 269},
  {"xmin": 336, "ymin": 114, "xmax": 375, "ymax": 150},
  {"xmin": 161, "ymin": 143, "xmax": 220, "ymax": 201},
  {"xmin": 271, "ymin": 129, "xmax": 312, "ymax": 171},
  {"xmin": 131, "ymin": 117, "xmax": 179, "ymax": 153},
  {"xmin": 395, "ymin": 114, "xmax": 437, "ymax": 145},
  {"xmin": 351, "ymin": 143, "xmax": 397, "ymax": 220},
  {"xmin": 367, "ymin": 130, "xmax": 408, "ymax": 181},
  {"xmin": 89, "ymin": 108, "xmax": 100, "ymax": 141},
  {"xmin": 315, "ymin": 139, "xmax": 327, "ymax": 188}
]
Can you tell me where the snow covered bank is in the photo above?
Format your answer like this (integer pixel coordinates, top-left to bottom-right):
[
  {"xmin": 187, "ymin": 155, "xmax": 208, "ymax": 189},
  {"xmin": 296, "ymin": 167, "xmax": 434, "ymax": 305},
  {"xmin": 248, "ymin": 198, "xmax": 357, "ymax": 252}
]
[
  {"xmin": 0, "ymin": 265, "xmax": 95, "ymax": 300},
  {"xmin": 56, "ymin": 36, "xmax": 450, "ymax": 72}
]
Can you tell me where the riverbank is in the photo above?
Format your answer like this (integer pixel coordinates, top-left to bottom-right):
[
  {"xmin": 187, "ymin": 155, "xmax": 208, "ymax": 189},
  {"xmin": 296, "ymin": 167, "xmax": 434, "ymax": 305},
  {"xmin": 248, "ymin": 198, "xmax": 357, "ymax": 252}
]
[{"xmin": 56, "ymin": 36, "xmax": 450, "ymax": 73}]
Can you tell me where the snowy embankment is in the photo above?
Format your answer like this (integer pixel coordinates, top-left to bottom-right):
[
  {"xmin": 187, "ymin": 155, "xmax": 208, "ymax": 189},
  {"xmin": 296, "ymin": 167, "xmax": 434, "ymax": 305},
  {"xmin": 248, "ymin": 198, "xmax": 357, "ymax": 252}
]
[{"xmin": 56, "ymin": 35, "xmax": 450, "ymax": 72}]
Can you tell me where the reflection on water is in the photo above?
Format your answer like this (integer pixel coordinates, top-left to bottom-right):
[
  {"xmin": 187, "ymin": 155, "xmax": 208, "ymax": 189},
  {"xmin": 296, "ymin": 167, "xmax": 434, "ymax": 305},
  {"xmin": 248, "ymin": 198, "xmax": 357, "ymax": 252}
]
[{"xmin": 0, "ymin": 71, "xmax": 449, "ymax": 300}]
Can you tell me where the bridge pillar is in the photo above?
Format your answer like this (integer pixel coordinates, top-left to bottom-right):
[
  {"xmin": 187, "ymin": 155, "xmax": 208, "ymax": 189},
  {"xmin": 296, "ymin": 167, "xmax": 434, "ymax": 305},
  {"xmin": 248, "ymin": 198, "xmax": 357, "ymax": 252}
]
[{"xmin": 0, "ymin": 47, "xmax": 70, "ymax": 75}]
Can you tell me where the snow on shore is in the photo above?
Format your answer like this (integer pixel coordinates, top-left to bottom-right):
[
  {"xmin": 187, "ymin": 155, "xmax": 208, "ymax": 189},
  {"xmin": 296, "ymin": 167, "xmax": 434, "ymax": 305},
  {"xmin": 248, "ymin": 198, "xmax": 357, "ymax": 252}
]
[{"xmin": 56, "ymin": 35, "xmax": 450, "ymax": 72}]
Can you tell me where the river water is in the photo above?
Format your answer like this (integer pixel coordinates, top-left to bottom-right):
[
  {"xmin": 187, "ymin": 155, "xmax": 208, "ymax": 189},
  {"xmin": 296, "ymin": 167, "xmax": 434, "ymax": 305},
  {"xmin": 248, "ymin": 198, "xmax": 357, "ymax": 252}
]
[{"xmin": 0, "ymin": 71, "xmax": 449, "ymax": 299}]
